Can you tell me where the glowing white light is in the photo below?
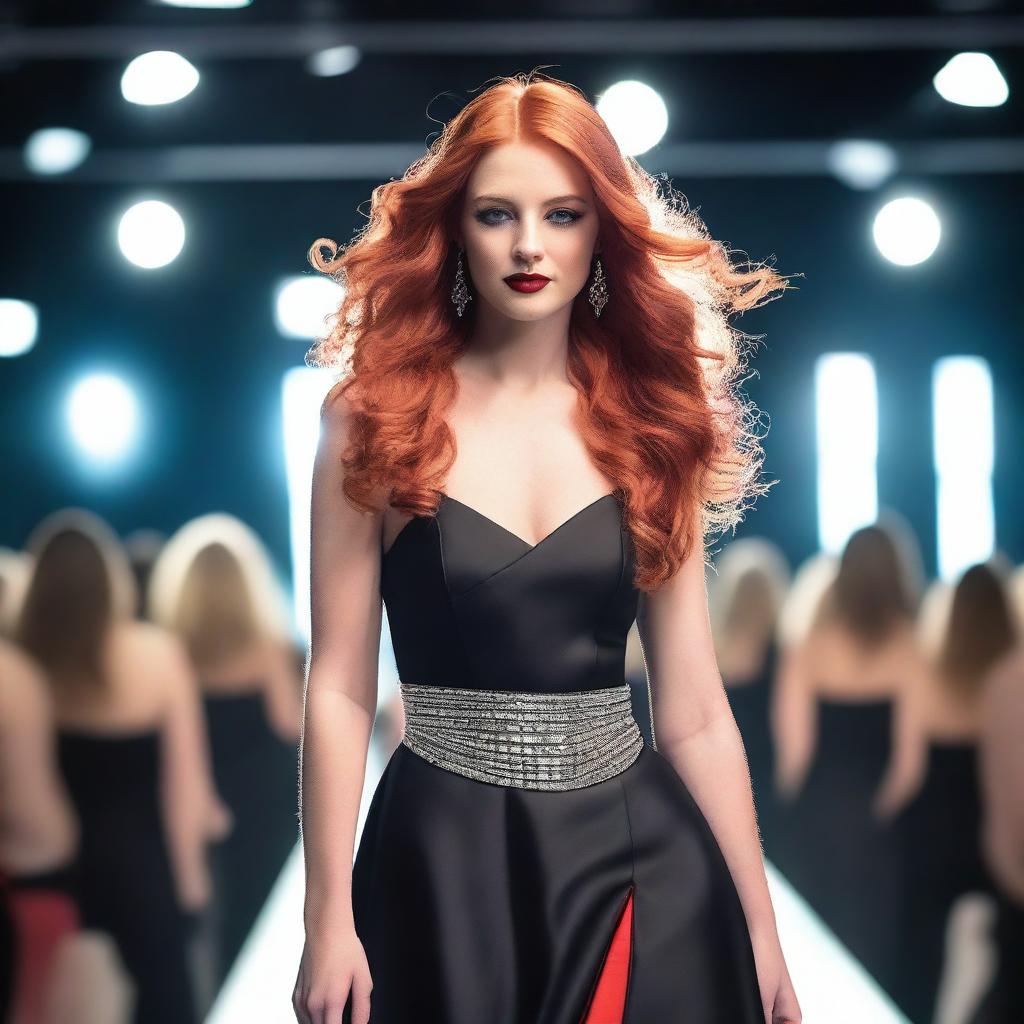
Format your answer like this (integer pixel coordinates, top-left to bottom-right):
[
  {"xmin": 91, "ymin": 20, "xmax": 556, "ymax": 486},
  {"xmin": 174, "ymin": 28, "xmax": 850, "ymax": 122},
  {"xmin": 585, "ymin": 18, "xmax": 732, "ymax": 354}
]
[
  {"xmin": 827, "ymin": 140, "xmax": 898, "ymax": 191},
  {"xmin": 274, "ymin": 276, "xmax": 344, "ymax": 339},
  {"xmin": 595, "ymin": 80, "xmax": 669, "ymax": 157},
  {"xmin": 872, "ymin": 197, "xmax": 941, "ymax": 267},
  {"xmin": 121, "ymin": 51, "xmax": 200, "ymax": 106},
  {"xmin": 66, "ymin": 373, "xmax": 141, "ymax": 463},
  {"xmin": 0, "ymin": 299, "xmax": 39, "ymax": 357},
  {"xmin": 933, "ymin": 357, "xmax": 994, "ymax": 580},
  {"xmin": 933, "ymin": 52, "xmax": 1009, "ymax": 108},
  {"xmin": 24, "ymin": 128, "xmax": 92, "ymax": 175},
  {"xmin": 157, "ymin": 0, "xmax": 250, "ymax": 6},
  {"xmin": 815, "ymin": 354, "xmax": 878, "ymax": 554},
  {"xmin": 117, "ymin": 200, "xmax": 186, "ymax": 269},
  {"xmin": 306, "ymin": 45, "xmax": 362, "ymax": 78},
  {"xmin": 281, "ymin": 367, "xmax": 334, "ymax": 644}
]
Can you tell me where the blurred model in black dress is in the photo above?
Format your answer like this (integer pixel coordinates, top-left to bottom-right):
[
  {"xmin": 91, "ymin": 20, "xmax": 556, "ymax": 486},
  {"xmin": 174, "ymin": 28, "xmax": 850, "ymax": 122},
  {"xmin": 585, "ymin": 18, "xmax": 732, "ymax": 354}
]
[
  {"xmin": 15, "ymin": 509, "xmax": 230, "ymax": 1024},
  {"xmin": 710, "ymin": 538, "xmax": 790, "ymax": 860},
  {"xmin": 974, "ymin": 650, "xmax": 1024, "ymax": 1022},
  {"xmin": 881, "ymin": 562, "xmax": 1018, "ymax": 1023},
  {"xmin": 773, "ymin": 517, "xmax": 926, "ymax": 994},
  {"xmin": 149, "ymin": 512, "xmax": 303, "ymax": 988}
]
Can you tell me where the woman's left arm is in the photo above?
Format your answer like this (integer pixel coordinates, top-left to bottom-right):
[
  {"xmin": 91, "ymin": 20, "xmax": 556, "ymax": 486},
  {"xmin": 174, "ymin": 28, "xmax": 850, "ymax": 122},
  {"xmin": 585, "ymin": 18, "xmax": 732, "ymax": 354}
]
[{"xmin": 636, "ymin": 523, "xmax": 799, "ymax": 1024}]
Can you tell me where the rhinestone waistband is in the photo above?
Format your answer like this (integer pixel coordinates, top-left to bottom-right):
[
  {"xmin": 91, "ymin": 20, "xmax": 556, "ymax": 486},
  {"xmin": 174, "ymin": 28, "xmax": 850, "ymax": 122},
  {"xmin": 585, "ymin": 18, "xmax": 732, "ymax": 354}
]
[{"xmin": 398, "ymin": 681, "xmax": 644, "ymax": 791}]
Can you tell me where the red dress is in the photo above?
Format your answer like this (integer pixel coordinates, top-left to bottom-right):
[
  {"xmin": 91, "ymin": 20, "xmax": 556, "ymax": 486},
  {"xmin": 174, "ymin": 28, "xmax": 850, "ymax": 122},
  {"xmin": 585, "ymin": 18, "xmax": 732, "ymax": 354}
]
[{"xmin": 3, "ymin": 864, "xmax": 80, "ymax": 1023}]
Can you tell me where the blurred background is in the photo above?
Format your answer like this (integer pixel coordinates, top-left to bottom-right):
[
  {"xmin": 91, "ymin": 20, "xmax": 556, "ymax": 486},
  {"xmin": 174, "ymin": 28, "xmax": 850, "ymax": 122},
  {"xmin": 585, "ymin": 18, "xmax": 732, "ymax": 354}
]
[{"xmin": 1, "ymin": 1, "xmax": 1022, "ymax": 1022}]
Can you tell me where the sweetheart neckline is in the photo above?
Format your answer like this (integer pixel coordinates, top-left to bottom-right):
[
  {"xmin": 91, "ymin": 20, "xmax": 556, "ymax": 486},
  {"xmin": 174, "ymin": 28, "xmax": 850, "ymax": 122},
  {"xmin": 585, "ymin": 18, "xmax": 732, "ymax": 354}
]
[
  {"xmin": 441, "ymin": 491, "xmax": 618, "ymax": 551},
  {"xmin": 382, "ymin": 491, "xmax": 619, "ymax": 559}
]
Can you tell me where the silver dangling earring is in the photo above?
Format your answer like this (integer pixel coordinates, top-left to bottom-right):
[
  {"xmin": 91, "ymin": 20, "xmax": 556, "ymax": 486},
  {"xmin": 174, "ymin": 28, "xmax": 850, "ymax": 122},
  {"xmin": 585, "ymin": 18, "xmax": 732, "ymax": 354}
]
[
  {"xmin": 588, "ymin": 256, "xmax": 608, "ymax": 317},
  {"xmin": 452, "ymin": 248, "xmax": 472, "ymax": 318}
]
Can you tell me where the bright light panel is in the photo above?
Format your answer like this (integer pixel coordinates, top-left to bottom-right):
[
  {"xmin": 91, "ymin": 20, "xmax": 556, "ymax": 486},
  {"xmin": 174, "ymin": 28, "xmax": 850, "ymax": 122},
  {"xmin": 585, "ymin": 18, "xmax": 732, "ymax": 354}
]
[
  {"xmin": 932, "ymin": 356, "xmax": 995, "ymax": 581},
  {"xmin": 815, "ymin": 353, "xmax": 879, "ymax": 554},
  {"xmin": 66, "ymin": 372, "xmax": 141, "ymax": 464}
]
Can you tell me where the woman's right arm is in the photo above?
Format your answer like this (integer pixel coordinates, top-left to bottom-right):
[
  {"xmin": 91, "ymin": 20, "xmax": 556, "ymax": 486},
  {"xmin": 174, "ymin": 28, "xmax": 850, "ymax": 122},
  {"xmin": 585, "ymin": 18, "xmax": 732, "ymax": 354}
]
[
  {"xmin": 294, "ymin": 385, "xmax": 384, "ymax": 1024},
  {"xmin": 979, "ymin": 653, "xmax": 1024, "ymax": 904},
  {"xmin": 771, "ymin": 641, "xmax": 817, "ymax": 801},
  {"xmin": 0, "ymin": 644, "xmax": 78, "ymax": 873}
]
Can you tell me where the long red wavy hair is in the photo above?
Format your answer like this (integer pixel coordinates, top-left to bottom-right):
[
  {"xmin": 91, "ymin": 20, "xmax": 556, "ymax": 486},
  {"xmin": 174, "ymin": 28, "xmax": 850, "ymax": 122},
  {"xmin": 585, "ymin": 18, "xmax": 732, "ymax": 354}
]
[{"xmin": 306, "ymin": 70, "xmax": 795, "ymax": 590}]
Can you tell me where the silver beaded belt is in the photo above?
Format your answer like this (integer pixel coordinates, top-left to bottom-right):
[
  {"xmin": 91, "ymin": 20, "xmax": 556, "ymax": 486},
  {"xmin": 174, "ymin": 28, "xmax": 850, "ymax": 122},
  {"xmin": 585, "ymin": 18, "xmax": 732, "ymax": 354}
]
[{"xmin": 399, "ymin": 681, "xmax": 644, "ymax": 791}]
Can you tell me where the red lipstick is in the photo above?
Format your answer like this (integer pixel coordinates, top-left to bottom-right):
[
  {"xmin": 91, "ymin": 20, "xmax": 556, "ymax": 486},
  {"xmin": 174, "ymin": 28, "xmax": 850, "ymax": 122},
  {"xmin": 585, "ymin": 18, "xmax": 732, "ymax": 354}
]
[{"xmin": 504, "ymin": 273, "xmax": 550, "ymax": 293}]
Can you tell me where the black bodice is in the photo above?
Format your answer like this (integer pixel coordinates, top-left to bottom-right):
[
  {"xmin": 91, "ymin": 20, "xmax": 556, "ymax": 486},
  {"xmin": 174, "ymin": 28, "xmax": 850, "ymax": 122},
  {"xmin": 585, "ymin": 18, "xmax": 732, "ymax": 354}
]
[{"xmin": 380, "ymin": 492, "xmax": 638, "ymax": 694}]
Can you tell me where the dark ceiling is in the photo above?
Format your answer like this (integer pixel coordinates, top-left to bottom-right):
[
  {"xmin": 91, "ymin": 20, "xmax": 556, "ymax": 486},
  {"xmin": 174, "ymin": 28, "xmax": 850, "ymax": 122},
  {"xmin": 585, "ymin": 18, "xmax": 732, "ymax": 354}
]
[
  {"xmin": 1, "ymin": 2, "xmax": 1021, "ymax": 154},
  {"xmin": 1, "ymin": 1, "xmax": 1021, "ymax": 571}
]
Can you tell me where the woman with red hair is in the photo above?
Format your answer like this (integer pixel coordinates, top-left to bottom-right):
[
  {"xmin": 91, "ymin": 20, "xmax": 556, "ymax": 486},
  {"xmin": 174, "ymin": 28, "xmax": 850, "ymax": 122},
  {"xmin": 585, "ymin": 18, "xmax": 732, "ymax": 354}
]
[{"xmin": 293, "ymin": 71, "xmax": 799, "ymax": 1024}]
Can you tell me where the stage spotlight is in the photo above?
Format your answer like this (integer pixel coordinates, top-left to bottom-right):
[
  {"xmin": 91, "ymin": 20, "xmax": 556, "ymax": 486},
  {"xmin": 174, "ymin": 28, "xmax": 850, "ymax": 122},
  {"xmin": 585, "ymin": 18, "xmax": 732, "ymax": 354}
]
[
  {"xmin": 274, "ymin": 276, "xmax": 344, "ymax": 339},
  {"xmin": 815, "ymin": 354, "xmax": 879, "ymax": 555},
  {"xmin": 117, "ymin": 200, "xmax": 186, "ymax": 269},
  {"xmin": 24, "ymin": 128, "xmax": 91, "ymax": 175},
  {"xmin": 66, "ymin": 372, "xmax": 141, "ymax": 464},
  {"xmin": 826, "ymin": 140, "xmax": 898, "ymax": 191},
  {"xmin": 933, "ymin": 357, "xmax": 994, "ymax": 581},
  {"xmin": 121, "ymin": 51, "xmax": 200, "ymax": 106},
  {"xmin": 595, "ymin": 80, "xmax": 668, "ymax": 157},
  {"xmin": 157, "ymin": 0, "xmax": 251, "ymax": 6},
  {"xmin": 0, "ymin": 299, "xmax": 39, "ymax": 357},
  {"xmin": 933, "ymin": 52, "xmax": 1009, "ymax": 108},
  {"xmin": 306, "ymin": 45, "xmax": 362, "ymax": 78},
  {"xmin": 872, "ymin": 197, "xmax": 941, "ymax": 267}
]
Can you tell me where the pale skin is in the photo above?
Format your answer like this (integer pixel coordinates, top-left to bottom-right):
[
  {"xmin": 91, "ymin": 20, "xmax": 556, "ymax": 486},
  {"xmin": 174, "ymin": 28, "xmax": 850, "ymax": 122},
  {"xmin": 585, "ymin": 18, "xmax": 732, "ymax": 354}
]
[
  {"xmin": 0, "ymin": 630, "xmax": 224, "ymax": 1022},
  {"xmin": 294, "ymin": 139, "xmax": 799, "ymax": 1024},
  {"xmin": 0, "ymin": 639, "xmax": 78, "ymax": 876},
  {"xmin": 198, "ymin": 635, "xmax": 304, "ymax": 745},
  {"xmin": 773, "ymin": 620, "xmax": 930, "ymax": 809},
  {"xmin": 45, "ymin": 620, "xmax": 232, "ymax": 911},
  {"xmin": 979, "ymin": 646, "xmax": 1024, "ymax": 905},
  {"xmin": 771, "ymin": 617, "xmax": 979, "ymax": 822}
]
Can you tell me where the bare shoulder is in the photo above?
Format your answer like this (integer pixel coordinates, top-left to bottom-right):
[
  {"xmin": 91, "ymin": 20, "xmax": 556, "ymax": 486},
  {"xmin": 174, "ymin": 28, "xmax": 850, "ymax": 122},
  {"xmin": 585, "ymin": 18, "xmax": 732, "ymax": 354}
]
[
  {"xmin": 0, "ymin": 639, "xmax": 51, "ymax": 726},
  {"xmin": 320, "ymin": 378, "xmax": 356, "ymax": 437},
  {"xmin": 258, "ymin": 632, "xmax": 299, "ymax": 671},
  {"xmin": 890, "ymin": 617, "xmax": 925, "ymax": 655},
  {"xmin": 799, "ymin": 620, "xmax": 834, "ymax": 666},
  {"xmin": 313, "ymin": 379, "xmax": 387, "ymax": 527},
  {"xmin": 115, "ymin": 619, "xmax": 184, "ymax": 662},
  {"xmin": 115, "ymin": 621, "xmax": 195, "ymax": 709},
  {"xmin": 983, "ymin": 648, "xmax": 1024, "ymax": 717}
]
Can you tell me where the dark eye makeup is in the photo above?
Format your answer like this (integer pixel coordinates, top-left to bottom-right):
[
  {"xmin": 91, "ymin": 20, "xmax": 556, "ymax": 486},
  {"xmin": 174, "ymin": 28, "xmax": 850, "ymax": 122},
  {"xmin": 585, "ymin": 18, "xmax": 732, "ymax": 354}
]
[{"xmin": 475, "ymin": 208, "xmax": 583, "ymax": 227}]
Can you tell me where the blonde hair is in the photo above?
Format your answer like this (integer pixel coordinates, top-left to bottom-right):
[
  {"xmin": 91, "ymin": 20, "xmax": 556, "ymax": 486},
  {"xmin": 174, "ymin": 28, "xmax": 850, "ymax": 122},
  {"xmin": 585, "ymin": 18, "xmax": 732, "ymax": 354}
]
[
  {"xmin": 709, "ymin": 537, "xmax": 790, "ymax": 658},
  {"xmin": 148, "ymin": 513, "xmax": 293, "ymax": 672}
]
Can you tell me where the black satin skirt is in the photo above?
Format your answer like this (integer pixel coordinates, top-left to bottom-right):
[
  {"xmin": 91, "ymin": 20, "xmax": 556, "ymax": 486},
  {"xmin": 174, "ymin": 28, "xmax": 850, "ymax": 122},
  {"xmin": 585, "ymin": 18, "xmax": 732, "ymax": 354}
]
[{"xmin": 342, "ymin": 737, "xmax": 763, "ymax": 1024}]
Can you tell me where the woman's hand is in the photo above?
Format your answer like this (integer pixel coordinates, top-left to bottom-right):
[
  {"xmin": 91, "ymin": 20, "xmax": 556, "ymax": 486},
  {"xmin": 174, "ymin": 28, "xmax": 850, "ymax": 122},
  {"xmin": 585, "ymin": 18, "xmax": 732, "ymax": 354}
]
[
  {"xmin": 178, "ymin": 860, "xmax": 212, "ymax": 913},
  {"xmin": 871, "ymin": 775, "xmax": 912, "ymax": 824},
  {"xmin": 204, "ymin": 791, "xmax": 234, "ymax": 841},
  {"xmin": 871, "ymin": 784, "xmax": 901, "ymax": 823},
  {"xmin": 752, "ymin": 927, "xmax": 802, "ymax": 1024},
  {"xmin": 293, "ymin": 923, "xmax": 372, "ymax": 1024}
]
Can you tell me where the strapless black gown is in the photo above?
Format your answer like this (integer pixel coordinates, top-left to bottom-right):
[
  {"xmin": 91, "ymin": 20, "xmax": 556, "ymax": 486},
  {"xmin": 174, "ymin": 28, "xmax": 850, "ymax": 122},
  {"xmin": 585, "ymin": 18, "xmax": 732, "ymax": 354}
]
[
  {"xmin": 202, "ymin": 689, "xmax": 299, "ymax": 986},
  {"xmin": 724, "ymin": 639, "xmax": 780, "ymax": 858},
  {"xmin": 56, "ymin": 727, "xmax": 198, "ymax": 1024},
  {"xmin": 780, "ymin": 697, "xmax": 902, "ymax": 991},
  {"xmin": 891, "ymin": 739, "xmax": 992, "ymax": 1024},
  {"xmin": 341, "ymin": 492, "xmax": 763, "ymax": 1024}
]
